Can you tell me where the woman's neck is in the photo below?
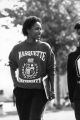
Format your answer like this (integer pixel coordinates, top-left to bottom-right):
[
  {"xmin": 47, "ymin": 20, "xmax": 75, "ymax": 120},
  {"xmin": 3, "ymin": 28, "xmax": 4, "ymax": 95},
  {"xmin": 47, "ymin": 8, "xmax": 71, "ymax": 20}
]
[
  {"xmin": 25, "ymin": 37, "xmax": 38, "ymax": 45},
  {"xmin": 27, "ymin": 37, "xmax": 36, "ymax": 44}
]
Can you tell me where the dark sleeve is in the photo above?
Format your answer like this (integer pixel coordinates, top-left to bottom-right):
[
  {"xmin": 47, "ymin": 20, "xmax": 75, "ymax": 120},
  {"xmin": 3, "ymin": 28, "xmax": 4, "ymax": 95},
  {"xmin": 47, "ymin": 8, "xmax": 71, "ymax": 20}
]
[
  {"xmin": 46, "ymin": 46, "xmax": 56, "ymax": 98},
  {"xmin": 9, "ymin": 47, "xmax": 18, "ymax": 70},
  {"xmin": 67, "ymin": 53, "xmax": 76, "ymax": 102},
  {"xmin": 46, "ymin": 47, "xmax": 56, "ymax": 76}
]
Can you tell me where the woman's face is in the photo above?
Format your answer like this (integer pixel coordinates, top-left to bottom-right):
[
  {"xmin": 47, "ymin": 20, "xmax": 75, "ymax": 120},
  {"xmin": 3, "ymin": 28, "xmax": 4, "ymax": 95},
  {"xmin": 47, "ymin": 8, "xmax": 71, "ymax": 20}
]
[{"xmin": 27, "ymin": 22, "xmax": 42, "ymax": 40}]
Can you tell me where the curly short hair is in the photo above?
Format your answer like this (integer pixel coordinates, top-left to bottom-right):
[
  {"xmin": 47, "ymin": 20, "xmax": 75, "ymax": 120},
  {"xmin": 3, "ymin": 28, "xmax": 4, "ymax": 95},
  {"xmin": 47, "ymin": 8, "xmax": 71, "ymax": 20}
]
[
  {"xmin": 22, "ymin": 16, "xmax": 41, "ymax": 36},
  {"xmin": 74, "ymin": 22, "xmax": 80, "ymax": 30}
]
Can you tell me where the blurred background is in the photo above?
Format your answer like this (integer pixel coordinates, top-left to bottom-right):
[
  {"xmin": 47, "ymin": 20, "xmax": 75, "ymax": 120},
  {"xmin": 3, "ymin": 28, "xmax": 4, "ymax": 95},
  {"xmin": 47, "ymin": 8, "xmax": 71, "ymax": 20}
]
[{"xmin": 0, "ymin": 0, "xmax": 80, "ymax": 111}]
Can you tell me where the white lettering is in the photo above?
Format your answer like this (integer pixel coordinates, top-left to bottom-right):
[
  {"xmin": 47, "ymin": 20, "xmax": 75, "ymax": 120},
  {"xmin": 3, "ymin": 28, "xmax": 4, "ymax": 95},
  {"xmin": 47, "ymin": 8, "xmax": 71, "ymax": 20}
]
[
  {"xmin": 17, "ymin": 77, "xmax": 41, "ymax": 83},
  {"xmin": 18, "ymin": 51, "xmax": 46, "ymax": 61}
]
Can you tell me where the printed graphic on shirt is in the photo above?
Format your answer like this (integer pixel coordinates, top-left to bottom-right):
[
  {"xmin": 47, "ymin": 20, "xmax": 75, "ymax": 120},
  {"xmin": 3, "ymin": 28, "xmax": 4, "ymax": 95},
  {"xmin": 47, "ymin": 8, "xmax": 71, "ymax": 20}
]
[
  {"xmin": 22, "ymin": 58, "xmax": 38, "ymax": 79},
  {"xmin": 18, "ymin": 50, "xmax": 46, "ymax": 61},
  {"xmin": 75, "ymin": 55, "xmax": 80, "ymax": 77}
]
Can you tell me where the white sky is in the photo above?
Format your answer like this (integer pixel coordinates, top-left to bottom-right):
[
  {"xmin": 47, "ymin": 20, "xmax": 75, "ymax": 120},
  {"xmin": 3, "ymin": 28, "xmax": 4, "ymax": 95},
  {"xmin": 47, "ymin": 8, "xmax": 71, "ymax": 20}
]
[
  {"xmin": 0, "ymin": 0, "xmax": 24, "ymax": 10},
  {"xmin": 0, "ymin": 0, "xmax": 25, "ymax": 97}
]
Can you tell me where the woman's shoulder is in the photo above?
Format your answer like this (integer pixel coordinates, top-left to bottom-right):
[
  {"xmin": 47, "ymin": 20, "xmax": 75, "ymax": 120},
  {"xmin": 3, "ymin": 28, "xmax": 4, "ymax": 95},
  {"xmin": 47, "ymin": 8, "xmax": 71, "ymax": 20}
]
[
  {"xmin": 11, "ymin": 40, "xmax": 26, "ymax": 52},
  {"xmin": 38, "ymin": 41, "xmax": 51, "ymax": 49}
]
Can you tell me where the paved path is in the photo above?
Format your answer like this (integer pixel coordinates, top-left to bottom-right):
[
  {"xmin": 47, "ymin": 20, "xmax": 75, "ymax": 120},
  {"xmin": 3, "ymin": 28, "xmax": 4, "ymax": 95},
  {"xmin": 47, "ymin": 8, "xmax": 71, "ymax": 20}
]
[
  {"xmin": 0, "ymin": 110, "xmax": 76, "ymax": 120},
  {"xmin": 43, "ymin": 110, "xmax": 75, "ymax": 120},
  {"xmin": 0, "ymin": 102, "xmax": 76, "ymax": 120},
  {"xmin": 0, "ymin": 115, "xmax": 19, "ymax": 120}
]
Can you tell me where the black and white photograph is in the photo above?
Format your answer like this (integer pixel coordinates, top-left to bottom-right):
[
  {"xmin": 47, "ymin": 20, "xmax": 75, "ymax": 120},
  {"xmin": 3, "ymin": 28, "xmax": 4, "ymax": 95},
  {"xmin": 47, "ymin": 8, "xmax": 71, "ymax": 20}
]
[{"xmin": 0, "ymin": 0, "xmax": 80, "ymax": 120}]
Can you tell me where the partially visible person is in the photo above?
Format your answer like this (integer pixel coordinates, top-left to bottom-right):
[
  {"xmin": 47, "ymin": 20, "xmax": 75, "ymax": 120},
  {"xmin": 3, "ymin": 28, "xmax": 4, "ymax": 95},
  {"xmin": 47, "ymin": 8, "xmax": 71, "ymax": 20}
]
[
  {"xmin": 9, "ymin": 16, "xmax": 56, "ymax": 120},
  {"xmin": 67, "ymin": 21, "xmax": 80, "ymax": 120}
]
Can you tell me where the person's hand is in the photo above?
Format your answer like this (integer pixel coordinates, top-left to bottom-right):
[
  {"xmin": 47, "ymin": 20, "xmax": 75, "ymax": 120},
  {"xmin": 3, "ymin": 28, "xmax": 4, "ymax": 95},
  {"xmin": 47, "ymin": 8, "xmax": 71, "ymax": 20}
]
[
  {"xmin": 71, "ymin": 102, "xmax": 75, "ymax": 109},
  {"xmin": 48, "ymin": 91, "xmax": 54, "ymax": 100}
]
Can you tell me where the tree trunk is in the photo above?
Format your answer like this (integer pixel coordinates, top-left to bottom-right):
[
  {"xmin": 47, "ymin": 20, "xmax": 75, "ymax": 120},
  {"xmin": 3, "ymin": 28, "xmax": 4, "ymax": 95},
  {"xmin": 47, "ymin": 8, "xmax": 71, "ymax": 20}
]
[{"xmin": 56, "ymin": 70, "xmax": 61, "ymax": 109}]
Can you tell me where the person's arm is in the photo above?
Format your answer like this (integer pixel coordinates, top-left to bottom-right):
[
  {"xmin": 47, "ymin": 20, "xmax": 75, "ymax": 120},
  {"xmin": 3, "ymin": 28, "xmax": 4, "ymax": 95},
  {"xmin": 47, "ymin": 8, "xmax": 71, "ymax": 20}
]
[
  {"xmin": 10, "ymin": 68, "xmax": 18, "ymax": 87},
  {"xmin": 9, "ymin": 47, "xmax": 18, "ymax": 87},
  {"xmin": 42, "ymin": 75, "xmax": 50, "ymax": 100},
  {"xmin": 47, "ymin": 48, "xmax": 56, "ymax": 100},
  {"xmin": 48, "ymin": 75, "xmax": 55, "ymax": 99}
]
